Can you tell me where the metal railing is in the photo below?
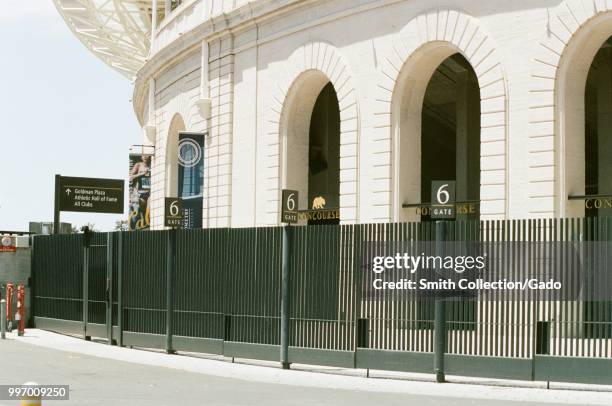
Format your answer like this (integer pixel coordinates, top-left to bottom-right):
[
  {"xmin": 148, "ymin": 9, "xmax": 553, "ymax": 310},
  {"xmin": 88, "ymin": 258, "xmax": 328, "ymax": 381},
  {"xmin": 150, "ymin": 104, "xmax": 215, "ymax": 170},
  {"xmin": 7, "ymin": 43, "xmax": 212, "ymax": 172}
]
[{"xmin": 31, "ymin": 218, "xmax": 612, "ymax": 385}]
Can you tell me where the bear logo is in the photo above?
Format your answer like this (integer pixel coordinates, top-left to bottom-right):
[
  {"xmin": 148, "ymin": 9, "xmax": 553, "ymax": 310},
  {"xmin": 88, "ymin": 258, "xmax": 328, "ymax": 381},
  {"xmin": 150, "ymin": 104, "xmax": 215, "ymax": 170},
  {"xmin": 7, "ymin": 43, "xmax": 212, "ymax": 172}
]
[{"xmin": 312, "ymin": 196, "xmax": 326, "ymax": 210}]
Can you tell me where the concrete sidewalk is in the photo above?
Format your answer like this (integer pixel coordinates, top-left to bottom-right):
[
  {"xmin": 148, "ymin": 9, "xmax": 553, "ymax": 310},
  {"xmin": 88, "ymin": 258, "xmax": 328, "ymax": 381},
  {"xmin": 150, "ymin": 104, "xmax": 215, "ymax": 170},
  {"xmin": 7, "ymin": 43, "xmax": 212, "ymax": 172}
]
[{"xmin": 0, "ymin": 329, "xmax": 610, "ymax": 405}]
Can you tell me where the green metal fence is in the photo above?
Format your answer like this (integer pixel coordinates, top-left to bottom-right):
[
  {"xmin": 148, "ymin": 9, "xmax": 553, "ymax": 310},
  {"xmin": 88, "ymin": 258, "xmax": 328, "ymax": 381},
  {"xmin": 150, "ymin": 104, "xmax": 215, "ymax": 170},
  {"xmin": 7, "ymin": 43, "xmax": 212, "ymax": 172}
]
[
  {"xmin": 32, "ymin": 233, "xmax": 82, "ymax": 322},
  {"xmin": 31, "ymin": 219, "xmax": 612, "ymax": 385},
  {"xmin": 122, "ymin": 230, "xmax": 167, "ymax": 336}
]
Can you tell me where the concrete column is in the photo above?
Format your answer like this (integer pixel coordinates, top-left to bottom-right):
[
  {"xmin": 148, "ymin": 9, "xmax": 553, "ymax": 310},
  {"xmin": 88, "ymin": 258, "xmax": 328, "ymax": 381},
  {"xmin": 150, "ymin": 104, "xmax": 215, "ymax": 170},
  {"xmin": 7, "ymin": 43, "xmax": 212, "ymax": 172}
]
[
  {"xmin": 151, "ymin": 0, "xmax": 158, "ymax": 53},
  {"xmin": 456, "ymin": 71, "xmax": 480, "ymax": 219},
  {"xmin": 201, "ymin": 41, "xmax": 210, "ymax": 100},
  {"xmin": 165, "ymin": 0, "xmax": 171, "ymax": 17},
  {"xmin": 456, "ymin": 71, "xmax": 469, "ymax": 206},
  {"xmin": 468, "ymin": 73, "xmax": 480, "ymax": 206},
  {"xmin": 598, "ymin": 47, "xmax": 612, "ymax": 216}
]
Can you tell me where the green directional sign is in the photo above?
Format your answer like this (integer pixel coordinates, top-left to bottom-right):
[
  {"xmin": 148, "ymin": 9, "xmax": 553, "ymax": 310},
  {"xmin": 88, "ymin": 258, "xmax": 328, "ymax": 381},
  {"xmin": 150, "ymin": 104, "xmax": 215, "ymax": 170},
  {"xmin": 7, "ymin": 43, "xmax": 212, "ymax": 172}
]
[{"xmin": 58, "ymin": 176, "xmax": 124, "ymax": 214}]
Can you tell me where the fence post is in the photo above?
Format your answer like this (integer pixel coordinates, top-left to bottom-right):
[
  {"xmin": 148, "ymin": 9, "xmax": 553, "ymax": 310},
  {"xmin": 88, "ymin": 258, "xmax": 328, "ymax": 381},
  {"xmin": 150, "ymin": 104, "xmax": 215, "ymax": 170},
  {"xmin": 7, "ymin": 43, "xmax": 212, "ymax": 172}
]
[
  {"xmin": 82, "ymin": 229, "xmax": 91, "ymax": 341},
  {"xmin": 280, "ymin": 225, "xmax": 292, "ymax": 370},
  {"xmin": 165, "ymin": 229, "xmax": 176, "ymax": 354},
  {"xmin": 106, "ymin": 233, "xmax": 114, "ymax": 345},
  {"xmin": 29, "ymin": 235, "xmax": 36, "ymax": 328},
  {"xmin": 1, "ymin": 299, "xmax": 5, "ymax": 339},
  {"xmin": 117, "ymin": 232, "xmax": 123, "ymax": 347},
  {"xmin": 434, "ymin": 220, "xmax": 447, "ymax": 383}
]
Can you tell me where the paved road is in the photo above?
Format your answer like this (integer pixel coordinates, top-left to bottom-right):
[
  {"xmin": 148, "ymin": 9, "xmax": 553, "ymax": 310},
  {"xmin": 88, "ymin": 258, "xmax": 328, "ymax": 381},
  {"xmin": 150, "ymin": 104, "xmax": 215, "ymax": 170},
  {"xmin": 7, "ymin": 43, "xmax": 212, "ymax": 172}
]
[{"xmin": 0, "ymin": 339, "xmax": 596, "ymax": 406}]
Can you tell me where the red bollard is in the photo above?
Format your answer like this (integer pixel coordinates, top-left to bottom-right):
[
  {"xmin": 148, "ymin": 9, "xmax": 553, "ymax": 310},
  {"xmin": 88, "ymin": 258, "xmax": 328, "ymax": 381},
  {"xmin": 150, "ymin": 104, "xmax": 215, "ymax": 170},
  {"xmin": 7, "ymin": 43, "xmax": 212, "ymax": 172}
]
[
  {"xmin": 6, "ymin": 283, "xmax": 14, "ymax": 328},
  {"xmin": 5, "ymin": 283, "xmax": 14, "ymax": 333},
  {"xmin": 16, "ymin": 284, "xmax": 25, "ymax": 336}
]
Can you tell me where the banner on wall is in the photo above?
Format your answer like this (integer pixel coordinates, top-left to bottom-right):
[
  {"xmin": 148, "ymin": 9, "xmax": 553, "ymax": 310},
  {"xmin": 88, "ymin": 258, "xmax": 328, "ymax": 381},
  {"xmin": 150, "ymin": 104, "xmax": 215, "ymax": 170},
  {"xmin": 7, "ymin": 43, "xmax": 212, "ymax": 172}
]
[
  {"xmin": 128, "ymin": 145, "xmax": 154, "ymax": 230},
  {"xmin": 178, "ymin": 132, "xmax": 205, "ymax": 229}
]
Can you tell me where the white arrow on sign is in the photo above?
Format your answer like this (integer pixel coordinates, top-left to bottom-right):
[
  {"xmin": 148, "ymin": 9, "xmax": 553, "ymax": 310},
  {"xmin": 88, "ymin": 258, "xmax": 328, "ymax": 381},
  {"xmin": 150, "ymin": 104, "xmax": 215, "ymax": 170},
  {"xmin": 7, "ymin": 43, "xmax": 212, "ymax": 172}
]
[{"xmin": 65, "ymin": 189, "xmax": 71, "ymax": 195}]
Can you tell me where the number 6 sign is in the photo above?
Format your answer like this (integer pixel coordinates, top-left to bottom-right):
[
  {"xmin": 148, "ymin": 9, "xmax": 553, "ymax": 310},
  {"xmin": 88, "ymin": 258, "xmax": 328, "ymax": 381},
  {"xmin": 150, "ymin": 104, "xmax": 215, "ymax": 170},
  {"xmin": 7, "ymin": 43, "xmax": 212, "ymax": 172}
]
[
  {"xmin": 165, "ymin": 197, "xmax": 184, "ymax": 228},
  {"xmin": 281, "ymin": 190, "xmax": 299, "ymax": 224},
  {"xmin": 431, "ymin": 181, "xmax": 456, "ymax": 219}
]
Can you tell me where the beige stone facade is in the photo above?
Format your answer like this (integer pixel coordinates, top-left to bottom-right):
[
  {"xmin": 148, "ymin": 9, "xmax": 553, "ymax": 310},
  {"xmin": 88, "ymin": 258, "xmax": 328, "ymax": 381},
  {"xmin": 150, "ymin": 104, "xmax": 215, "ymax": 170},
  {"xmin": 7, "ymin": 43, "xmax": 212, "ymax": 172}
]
[{"xmin": 130, "ymin": 0, "xmax": 612, "ymax": 229}]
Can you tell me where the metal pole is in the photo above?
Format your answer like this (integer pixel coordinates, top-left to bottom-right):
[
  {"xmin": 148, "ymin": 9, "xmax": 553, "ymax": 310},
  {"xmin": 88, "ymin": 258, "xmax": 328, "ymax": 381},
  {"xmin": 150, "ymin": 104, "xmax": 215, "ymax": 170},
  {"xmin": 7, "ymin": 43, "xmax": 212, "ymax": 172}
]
[
  {"xmin": 117, "ymin": 232, "xmax": 123, "ymax": 347},
  {"xmin": 280, "ymin": 225, "xmax": 292, "ymax": 369},
  {"xmin": 434, "ymin": 220, "xmax": 447, "ymax": 383},
  {"xmin": 29, "ymin": 236, "xmax": 36, "ymax": 328},
  {"xmin": 165, "ymin": 229, "xmax": 176, "ymax": 354},
  {"xmin": 1, "ymin": 299, "xmax": 5, "ymax": 339},
  {"xmin": 106, "ymin": 233, "xmax": 113, "ymax": 345},
  {"xmin": 54, "ymin": 174, "xmax": 60, "ymax": 235},
  {"xmin": 83, "ymin": 231, "xmax": 90, "ymax": 340}
]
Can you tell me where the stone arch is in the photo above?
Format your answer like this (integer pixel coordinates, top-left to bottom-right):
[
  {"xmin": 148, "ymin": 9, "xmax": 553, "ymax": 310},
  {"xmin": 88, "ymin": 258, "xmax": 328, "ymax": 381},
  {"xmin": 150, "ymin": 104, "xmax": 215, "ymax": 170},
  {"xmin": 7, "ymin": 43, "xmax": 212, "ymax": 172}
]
[
  {"xmin": 529, "ymin": 0, "xmax": 612, "ymax": 217},
  {"xmin": 375, "ymin": 9, "xmax": 508, "ymax": 221},
  {"xmin": 266, "ymin": 42, "xmax": 360, "ymax": 225}
]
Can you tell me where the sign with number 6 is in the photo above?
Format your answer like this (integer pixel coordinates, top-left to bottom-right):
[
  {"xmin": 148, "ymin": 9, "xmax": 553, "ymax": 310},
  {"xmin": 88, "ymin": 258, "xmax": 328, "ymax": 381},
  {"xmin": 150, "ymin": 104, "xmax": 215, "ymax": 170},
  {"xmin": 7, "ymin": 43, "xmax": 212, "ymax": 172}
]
[
  {"xmin": 281, "ymin": 190, "xmax": 299, "ymax": 224},
  {"xmin": 164, "ymin": 197, "xmax": 184, "ymax": 228},
  {"xmin": 431, "ymin": 181, "xmax": 456, "ymax": 219}
]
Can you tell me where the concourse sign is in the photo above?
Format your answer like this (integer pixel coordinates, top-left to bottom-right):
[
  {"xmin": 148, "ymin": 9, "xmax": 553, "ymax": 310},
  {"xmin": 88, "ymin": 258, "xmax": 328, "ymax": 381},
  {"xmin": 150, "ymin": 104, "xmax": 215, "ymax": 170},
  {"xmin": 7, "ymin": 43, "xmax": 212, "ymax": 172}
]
[{"xmin": 54, "ymin": 175, "xmax": 125, "ymax": 234}]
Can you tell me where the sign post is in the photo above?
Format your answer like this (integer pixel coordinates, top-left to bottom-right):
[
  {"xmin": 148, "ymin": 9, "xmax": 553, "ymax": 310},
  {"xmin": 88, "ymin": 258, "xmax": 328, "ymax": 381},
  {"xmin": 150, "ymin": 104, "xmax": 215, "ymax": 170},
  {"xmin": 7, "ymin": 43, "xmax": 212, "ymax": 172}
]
[
  {"xmin": 430, "ymin": 180, "xmax": 454, "ymax": 382},
  {"xmin": 280, "ymin": 189, "xmax": 298, "ymax": 369},
  {"xmin": 54, "ymin": 175, "xmax": 61, "ymax": 235},
  {"xmin": 163, "ymin": 198, "xmax": 182, "ymax": 354},
  {"xmin": 53, "ymin": 175, "xmax": 125, "ymax": 234}
]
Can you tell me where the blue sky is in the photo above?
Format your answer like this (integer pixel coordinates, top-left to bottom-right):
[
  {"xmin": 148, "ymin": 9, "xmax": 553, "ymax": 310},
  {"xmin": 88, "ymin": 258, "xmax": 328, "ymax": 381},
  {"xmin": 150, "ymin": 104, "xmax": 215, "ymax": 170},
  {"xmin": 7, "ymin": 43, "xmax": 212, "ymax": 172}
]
[{"xmin": 0, "ymin": 0, "xmax": 141, "ymax": 232}]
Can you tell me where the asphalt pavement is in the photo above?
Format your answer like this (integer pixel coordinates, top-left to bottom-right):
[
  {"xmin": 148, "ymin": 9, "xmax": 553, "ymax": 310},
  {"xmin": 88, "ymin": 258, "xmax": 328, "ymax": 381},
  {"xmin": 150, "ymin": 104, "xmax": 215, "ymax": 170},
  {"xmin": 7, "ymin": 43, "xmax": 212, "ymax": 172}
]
[{"xmin": 0, "ymin": 332, "xmax": 609, "ymax": 406}]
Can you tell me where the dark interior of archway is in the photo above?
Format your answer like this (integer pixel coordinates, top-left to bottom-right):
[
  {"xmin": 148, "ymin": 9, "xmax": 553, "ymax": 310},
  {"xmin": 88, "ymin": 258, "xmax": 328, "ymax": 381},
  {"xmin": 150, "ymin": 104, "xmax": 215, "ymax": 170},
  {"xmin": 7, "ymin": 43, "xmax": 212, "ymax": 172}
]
[
  {"xmin": 421, "ymin": 53, "xmax": 480, "ymax": 221},
  {"xmin": 308, "ymin": 82, "xmax": 340, "ymax": 225},
  {"xmin": 418, "ymin": 53, "xmax": 480, "ymax": 328},
  {"xmin": 585, "ymin": 36, "xmax": 612, "ymax": 218},
  {"xmin": 584, "ymin": 36, "xmax": 612, "ymax": 337}
]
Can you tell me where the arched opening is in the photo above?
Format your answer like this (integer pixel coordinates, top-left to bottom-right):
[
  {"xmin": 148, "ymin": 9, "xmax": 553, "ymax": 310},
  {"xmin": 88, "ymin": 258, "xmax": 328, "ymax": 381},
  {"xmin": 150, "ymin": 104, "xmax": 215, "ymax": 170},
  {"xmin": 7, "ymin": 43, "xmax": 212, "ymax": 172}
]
[
  {"xmin": 166, "ymin": 114, "xmax": 186, "ymax": 197},
  {"xmin": 165, "ymin": 114, "xmax": 204, "ymax": 229},
  {"xmin": 558, "ymin": 23, "xmax": 612, "ymax": 338},
  {"xmin": 585, "ymin": 36, "xmax": 612, "ymax": 217},
  {"xmin": 556, "ymin": 13, "xmax": 612, "ymax": 217},
  {"xmin": 394, "ymin": 45, "xmax": 480, "ymax": 222},
  {"xmin": 583, "ymin": 35, "xmax": 612, "ymax": 339},
  {"xmin": 307, "ymin": 83, "xmax": 340, "ymax": 225},
  {"xmin": 281, "ymin": 71, "xmax": 341, "ymax": 225},
  {"xmin": 393, "ymin": 47, "xmax": 480, "ymax": 329},
  {"xmin": 421, "ymin": 53, "xmax": 480, "ymax": 221}
]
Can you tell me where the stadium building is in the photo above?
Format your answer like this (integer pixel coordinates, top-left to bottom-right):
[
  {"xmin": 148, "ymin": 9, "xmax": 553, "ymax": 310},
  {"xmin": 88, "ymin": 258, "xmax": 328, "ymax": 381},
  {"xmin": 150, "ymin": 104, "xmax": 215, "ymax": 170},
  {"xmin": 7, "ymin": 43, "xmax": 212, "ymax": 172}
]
[{"xmin": 55, "ymin": 0, "xmax": 612, "ymax": 228}]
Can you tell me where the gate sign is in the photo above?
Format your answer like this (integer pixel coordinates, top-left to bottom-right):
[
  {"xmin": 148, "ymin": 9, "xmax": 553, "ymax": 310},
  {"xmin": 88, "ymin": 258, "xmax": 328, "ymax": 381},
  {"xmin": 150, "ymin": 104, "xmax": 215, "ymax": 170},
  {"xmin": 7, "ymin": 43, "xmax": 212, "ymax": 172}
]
[
  {"xmin": 281, "ymin": 190, "xmax": 299, "ymax": 224},
  {"xmin": 431, "ymin": 181, "xmax": 456, "ymax": 219},
  {"xmin": 165, "ymin": 197, "xmax": 183, "ymax": 228},
  {"xmin": 59, "ymin": 176, "xmax": 124, "ymax": 214}
]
